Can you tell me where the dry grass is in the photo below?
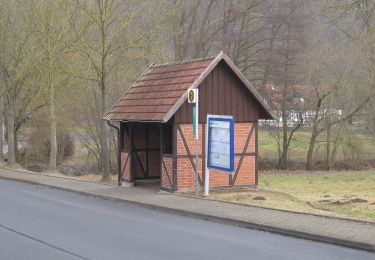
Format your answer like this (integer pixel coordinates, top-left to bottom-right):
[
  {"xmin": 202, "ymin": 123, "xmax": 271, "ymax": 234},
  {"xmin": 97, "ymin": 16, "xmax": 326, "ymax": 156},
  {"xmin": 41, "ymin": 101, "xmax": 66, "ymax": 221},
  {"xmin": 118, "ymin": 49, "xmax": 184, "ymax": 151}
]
[
  {"xmin": 41, "ymin": 171, "xmax": 117, "ymax": 185},
  {"xmin": 207, "ymin": 170, "xmax": 375, "ymax": 221},
  {"xmin": 0, "ymin": 161, "xmax": 117, "ymax": 186}
]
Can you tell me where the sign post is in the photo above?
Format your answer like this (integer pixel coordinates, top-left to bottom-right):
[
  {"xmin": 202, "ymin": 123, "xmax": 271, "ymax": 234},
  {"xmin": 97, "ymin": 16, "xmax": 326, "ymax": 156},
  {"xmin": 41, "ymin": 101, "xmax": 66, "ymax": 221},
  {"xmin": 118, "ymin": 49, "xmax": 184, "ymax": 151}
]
[
  {"xmin": 188, "ymin": 89, "xmax": 199, "ymax": 196},
  {"xmin": 204, "ymin": 114, "xmax": 234, "ymax": 197}
]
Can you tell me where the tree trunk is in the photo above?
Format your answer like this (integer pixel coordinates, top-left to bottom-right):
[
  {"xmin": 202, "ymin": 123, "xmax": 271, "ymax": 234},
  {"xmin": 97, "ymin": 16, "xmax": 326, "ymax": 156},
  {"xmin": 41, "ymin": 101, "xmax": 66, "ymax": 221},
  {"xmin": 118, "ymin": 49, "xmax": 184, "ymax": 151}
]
[
  {"xmin": 0, "ymin": 95, "xmax": 3, "ymax": 161},
  {"xmin": 7, "ymin": 95, "xmax": 16, "ymax": 165},
  {"xmin": 279, "ymin": 110, "xmax": 288, "ymax": 169},
  {"xmin": 329, "ymin": 123, "xmax": 343, "ymax": 170},
  {"xmin": 279, "ymin": 23, "xmax": 291, "ymax": 170},
  {"xmin": 279, "ymin": 84, "xmax": 288, "ymax": 170},
  {"xmin": 49, "ymin": 85, "xmax": 57, "ymax": 170},
  {"xmin": 306, "ymin": 130, "xmax": 318, "ymax": 171},
  {"xmin": 325, "ymin": 118, "xmax": 331, "ymax": 170},
  {"xmin": 100, "ymin": 80, "xmax": 110, "ymax": 180}
]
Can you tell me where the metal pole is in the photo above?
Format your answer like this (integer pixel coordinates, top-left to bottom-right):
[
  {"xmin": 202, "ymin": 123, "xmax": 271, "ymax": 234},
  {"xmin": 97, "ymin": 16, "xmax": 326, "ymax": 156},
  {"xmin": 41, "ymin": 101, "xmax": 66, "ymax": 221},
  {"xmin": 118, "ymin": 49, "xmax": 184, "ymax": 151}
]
[
  {"xmin": 195, "ymin": 103, "xmax": 199, "ymax": 196},
  {"xmin": 204, "ymin": 115, "xmax": 209, "ymax": 197},
  {"xmin": 204, "ymin": 164, "xmax": 209, "ymax": 196}
]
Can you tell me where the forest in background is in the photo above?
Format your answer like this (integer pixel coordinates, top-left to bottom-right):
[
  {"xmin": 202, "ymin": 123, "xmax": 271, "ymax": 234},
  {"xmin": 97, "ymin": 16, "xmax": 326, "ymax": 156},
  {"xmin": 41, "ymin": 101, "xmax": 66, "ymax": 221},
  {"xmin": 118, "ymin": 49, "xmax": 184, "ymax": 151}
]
[{"xmin": 0, "ymin": 0, "xmax": 374, "ymax": 179}]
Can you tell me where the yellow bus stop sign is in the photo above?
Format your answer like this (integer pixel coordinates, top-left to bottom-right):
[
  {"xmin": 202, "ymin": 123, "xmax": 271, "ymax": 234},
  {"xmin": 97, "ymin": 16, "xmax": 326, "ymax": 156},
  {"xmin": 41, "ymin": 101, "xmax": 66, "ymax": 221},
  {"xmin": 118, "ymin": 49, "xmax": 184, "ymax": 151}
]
[{"xmin": 188, "ymin": 89, "xmax": 198, "ymax": 103}]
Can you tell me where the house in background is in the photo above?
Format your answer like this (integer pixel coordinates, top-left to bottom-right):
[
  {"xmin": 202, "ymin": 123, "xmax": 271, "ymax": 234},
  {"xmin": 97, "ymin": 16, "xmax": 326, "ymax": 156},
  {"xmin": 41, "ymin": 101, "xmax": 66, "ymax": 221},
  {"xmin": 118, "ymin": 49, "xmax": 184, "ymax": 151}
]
[
  {"xmin": 105, "ymin": 52, "xmax": 274, "ymax": 192},
  {"xmin": 261, "ymin": 83, "xmax": 343, "ymax": 126}
]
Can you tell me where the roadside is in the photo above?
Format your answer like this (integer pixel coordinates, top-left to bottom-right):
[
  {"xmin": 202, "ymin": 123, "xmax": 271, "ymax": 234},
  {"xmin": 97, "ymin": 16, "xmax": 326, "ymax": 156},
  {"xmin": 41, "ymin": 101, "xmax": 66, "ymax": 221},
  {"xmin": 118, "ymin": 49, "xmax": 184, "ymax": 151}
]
[
  {"xmin": 201, "ymin": 170, "xmax": 375, "ymax": 221},
  {"xmin": 0, "ymin": 167, "xmax": 374, "ymax": 252},
  {"xmin": 0, "ymin": 162, "xmax": 118, "ymax": 186},
  {"xmin": 3, "ymin": 179, "xmax": 373, "ymax": 260},
  {"xmin": 12, "ymin": 161, "xmax": 375, "ymax": 221}
]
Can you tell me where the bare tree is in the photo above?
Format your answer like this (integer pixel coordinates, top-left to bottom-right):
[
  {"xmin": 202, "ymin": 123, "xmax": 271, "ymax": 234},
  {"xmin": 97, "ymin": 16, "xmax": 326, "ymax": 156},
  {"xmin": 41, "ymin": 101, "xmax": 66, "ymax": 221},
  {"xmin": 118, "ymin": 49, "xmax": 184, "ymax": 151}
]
[
  {"xmin": 70, "ymin": 0, "xmax": 146, "ymax": 180},
  {"xmin": 268, "ymin": 0, "xmax": 311, "ymax": 169},
  {"xmin": 303, "ymin": 37, "xmax": 373, "ymax": 170},
  {"xmin": 0, "ymin": 0, "xmax": 34, "ymax": 165},
  {"xmin": 29, "ymin": 0, "xmax": 72, "ymax": 170}
]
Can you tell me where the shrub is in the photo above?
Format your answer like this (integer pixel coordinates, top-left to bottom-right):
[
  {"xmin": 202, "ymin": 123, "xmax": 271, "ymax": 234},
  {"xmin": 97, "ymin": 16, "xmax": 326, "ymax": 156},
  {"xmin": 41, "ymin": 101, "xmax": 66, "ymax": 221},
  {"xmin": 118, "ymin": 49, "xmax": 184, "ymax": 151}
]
[{"xmin": 23, "ymin": 124, "xmax": 74, "ymax": 167}]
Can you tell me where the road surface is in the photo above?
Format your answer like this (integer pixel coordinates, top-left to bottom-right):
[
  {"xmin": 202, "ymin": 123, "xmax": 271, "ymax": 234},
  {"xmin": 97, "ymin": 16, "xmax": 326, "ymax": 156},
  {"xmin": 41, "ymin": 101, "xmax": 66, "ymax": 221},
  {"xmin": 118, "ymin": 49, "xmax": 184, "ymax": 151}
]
[{"xmin": 0, "ymin": 179, "xmax": 373, "ymax": 260}]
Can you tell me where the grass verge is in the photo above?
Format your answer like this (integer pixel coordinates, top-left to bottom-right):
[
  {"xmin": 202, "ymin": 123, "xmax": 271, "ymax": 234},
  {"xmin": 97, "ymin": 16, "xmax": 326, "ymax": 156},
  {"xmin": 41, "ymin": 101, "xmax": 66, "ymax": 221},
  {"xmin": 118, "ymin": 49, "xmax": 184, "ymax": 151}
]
[
  {"xmin": 42, "ymin": 171, "xmax": 118, "ymax": 185},
  {"xmin": 259, "ymin": 130, "xmax": 375, "ymax": 161},
  {"xmin": 207, "ymin": 170, "xmax": 375, "ymax": 221}
]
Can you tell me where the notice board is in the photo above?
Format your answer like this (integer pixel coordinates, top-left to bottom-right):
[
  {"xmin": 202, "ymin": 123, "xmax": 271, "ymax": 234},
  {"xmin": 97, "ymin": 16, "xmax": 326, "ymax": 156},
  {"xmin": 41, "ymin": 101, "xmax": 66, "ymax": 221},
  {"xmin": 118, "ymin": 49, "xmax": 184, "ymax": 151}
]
[{"xmin": 207, "ymin": 115, "xmax": 234, "ymax": 173}]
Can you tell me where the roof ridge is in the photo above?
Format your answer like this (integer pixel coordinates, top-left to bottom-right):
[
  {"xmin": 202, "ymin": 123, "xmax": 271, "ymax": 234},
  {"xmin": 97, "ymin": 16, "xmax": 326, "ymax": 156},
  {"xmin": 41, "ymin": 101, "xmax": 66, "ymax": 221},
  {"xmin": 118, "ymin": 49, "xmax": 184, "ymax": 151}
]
[
  {"xmin": 105, "ymin": 51, "xmax": 275, "ymax": 122},
  {"xmin": 151, "ymin": 56, "xmax": 216, "ymax": 68}
]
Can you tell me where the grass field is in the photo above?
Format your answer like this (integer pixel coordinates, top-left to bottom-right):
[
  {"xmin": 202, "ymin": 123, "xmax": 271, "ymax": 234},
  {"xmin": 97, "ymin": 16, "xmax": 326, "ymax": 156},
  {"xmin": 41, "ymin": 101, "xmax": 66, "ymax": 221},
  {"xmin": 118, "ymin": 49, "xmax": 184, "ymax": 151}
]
[
  {"xmin": 208, "ymin": 170, "xmax": 375, "ymax": 221},
  {"xmin": 258, "ymin": 129, "xmax": 375, "ymax": 161}
]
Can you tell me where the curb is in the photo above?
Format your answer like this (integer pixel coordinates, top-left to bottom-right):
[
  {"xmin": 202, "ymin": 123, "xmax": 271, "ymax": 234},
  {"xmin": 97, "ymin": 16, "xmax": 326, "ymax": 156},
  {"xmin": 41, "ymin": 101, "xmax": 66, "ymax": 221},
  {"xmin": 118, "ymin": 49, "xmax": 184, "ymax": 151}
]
[
  {"xmin": 0, "ymin": 173, "xmax": 374, "ymax": 252},
  {"xmin": 5, "ymin": 167, "xmax": 374, "ymax": 224}
]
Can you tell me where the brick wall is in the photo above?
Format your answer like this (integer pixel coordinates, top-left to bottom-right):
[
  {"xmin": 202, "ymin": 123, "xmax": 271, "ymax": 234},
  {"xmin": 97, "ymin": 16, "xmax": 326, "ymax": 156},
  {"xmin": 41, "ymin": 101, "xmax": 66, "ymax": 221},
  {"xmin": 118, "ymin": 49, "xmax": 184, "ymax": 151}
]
[
  {"xmin": 161, "ymin": 156, "xmax": 173, "ymax": 190},
  {"xmin": 176, "ymin": 123, "xmax": 256, "ymax": 191},
  {"xmin": 120, "ymin": 152, "xmax": 131, "ymax": 182}
]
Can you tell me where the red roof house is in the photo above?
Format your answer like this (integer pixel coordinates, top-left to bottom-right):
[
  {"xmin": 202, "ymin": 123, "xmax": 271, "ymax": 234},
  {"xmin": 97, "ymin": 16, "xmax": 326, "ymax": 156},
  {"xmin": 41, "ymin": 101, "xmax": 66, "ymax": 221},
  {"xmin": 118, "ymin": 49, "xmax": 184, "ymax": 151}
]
[{"xmin": 106, "ymin": 52, "xmax": 274, "ymax": 191}]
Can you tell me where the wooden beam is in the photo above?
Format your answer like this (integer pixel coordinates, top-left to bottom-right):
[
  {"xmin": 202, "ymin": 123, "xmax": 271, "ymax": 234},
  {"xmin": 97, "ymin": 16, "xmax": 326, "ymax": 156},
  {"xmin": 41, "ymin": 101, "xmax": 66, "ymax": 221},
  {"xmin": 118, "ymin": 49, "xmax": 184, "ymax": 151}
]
[
  {"xmin": 255, "ymin": 123, "xmax": 259, "ymax": 186},
  {"xmin": 145, "ymin": 124, "xmax": 149, "ymax": 178},
  {"xmin": 117, "ymin": 123, "xmax": 122, "ymax": 185},
  {"xmin": 177, "ymin": 125, "xmax": 203, "ymax": 185},
  {"xmin": 129, "ymin": 123, "xmax": 135, "ymax": 184},
  {"xmin": 231, "ymin": 125, "xmax": 255, "ymax": 185},
  {"xmin": 172, "ymin": 122, "xmax": 177, "ymax": 191},
  {"xmin": 159, "ymin": 124, "xmax": 165, "ymax": 188}
]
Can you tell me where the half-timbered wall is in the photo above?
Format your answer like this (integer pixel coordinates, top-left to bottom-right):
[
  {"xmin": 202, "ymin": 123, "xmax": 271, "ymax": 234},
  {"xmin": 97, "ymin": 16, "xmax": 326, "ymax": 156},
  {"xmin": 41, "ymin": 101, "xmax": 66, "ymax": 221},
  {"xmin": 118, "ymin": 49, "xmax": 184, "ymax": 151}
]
[
  {"xmin": 120, "ymin": 152, "xmax": 131, "ymax": 182},
  {"xmin": 120, "ymin": 123, "xmax": 161, "ymax": 183},
  {"xmin": 171, "ymin": 60, "xmax": 260, "ymax": 191},
  {"xmin": 120, "ymin": 124, "xmax": 131, "ymax": 183},
  {"xmin": 175, "ymin": 123, "xmax": 258, "ymax": 191},
  {"xmin": 118, "ymin": 60, "xmax": 263, "ymax": 191},
  {"xmin": 161, "ymin": 155, "xmax": 174, "ymax": 191}
]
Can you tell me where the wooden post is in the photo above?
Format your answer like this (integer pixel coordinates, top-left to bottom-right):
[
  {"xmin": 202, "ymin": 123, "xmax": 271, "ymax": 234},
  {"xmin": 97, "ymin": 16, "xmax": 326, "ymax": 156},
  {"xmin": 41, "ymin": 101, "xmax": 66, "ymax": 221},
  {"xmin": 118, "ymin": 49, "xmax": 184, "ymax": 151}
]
[
  {"xmin": 159, "ymin": 124, "xmax": 163, "ymax": 190},
  {"xmin": 255, "ymin": 122, "xmax": 259, "ymax": 186},
  {"xmin": 145, "ymin": 124, "xmax": 149, "ymax": 178},
  {"xmin": 172, "ymin": 123, "xmax": 177, "ymax": 191},
  {"xmin": 0, "ymin": 96, "xmax": 3, "ymax": 161},
  {"xmin": 117, "ymin": 123, "xmax": 122, "ymax": 186},
  {"xmin": 129, "ymin": 123, "xmax": 135, "ymax": 184}
]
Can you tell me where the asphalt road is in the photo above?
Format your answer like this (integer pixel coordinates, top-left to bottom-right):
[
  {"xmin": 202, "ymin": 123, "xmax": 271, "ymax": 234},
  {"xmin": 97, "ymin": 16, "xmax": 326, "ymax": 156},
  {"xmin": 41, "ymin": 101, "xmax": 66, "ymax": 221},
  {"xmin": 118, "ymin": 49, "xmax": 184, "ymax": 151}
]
[{"xmin": 0, "ymin": 179, "xmax": 373, "ymax": 260}]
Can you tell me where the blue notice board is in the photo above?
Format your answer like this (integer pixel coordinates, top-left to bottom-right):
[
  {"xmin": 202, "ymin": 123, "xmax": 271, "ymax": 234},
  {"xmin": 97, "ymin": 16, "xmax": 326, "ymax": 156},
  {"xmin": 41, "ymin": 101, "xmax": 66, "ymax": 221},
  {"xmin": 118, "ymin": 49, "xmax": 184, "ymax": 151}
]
[{"xmin": 207, "ymin": 115, "xmax": 234, "ymax": 173}]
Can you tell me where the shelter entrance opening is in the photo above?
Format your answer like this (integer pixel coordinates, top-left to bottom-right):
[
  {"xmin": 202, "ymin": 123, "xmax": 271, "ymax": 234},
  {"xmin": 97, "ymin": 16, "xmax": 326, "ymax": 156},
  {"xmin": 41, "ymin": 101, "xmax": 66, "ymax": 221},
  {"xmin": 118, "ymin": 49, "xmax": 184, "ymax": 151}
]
[{"xmin": 119, "ymin": 122, "xmax": 173, "ymax": 188}]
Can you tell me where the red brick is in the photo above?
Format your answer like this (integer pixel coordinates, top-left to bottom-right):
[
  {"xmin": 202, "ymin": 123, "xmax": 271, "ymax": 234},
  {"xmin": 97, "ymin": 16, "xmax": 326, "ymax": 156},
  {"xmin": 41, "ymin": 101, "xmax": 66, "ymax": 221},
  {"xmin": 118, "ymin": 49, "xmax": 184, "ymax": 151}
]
[
  {"xmin": 120, "ymin": 152, "xmax": 131, "ymax": 182},
  {"xmin": 175, "ymin": 123, "xmax": 257, "ymax": 191}
]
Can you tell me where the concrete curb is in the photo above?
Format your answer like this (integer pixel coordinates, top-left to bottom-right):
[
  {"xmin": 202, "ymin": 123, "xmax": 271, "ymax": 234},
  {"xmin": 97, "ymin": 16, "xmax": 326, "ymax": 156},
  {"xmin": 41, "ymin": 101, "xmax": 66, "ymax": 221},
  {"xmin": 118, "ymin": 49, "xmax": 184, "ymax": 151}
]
[
  {"xmin": 6, "ymin": 167, "xmax": 374, "ymax": 224},
  {"xmin": 0, "ymin": 172, "xmax": 374, "ymax": 252}
]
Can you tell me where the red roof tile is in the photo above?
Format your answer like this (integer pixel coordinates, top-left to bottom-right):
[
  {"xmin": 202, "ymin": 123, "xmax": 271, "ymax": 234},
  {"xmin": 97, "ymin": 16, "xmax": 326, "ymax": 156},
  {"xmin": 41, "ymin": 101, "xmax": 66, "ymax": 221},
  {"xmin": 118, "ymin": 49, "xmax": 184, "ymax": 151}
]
[
  {"xmin": 105, "ymin": 52, "xmax": 275, "ymax": 122},
  {"xmin": 105, "ymin": 58, "xmax": 214, "ymax": 122}
]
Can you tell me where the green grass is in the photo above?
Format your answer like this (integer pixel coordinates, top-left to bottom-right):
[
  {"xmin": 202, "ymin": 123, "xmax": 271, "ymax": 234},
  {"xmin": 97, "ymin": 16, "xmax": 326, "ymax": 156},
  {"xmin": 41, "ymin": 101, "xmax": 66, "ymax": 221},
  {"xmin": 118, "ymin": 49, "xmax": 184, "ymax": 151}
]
[
  {"xmin": 259, "ymin": 130, "xmax": 375, "ymax": 160},
  {"xmin": 208, "ymin": 170, "xmax": 375, "ymax": 221},
  {"xmin": 260, "ymin": 171, "xmax": 375, "ymax": 219}
]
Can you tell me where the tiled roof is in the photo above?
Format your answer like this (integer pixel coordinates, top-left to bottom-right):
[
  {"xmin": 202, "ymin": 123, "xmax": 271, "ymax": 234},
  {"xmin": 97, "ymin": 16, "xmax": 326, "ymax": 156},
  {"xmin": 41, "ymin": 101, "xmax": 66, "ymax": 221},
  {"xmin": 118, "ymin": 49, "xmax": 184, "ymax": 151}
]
[
  {"xmin": 105, "ymin": 52, "xmax": 275, "ymax": 122},
  {"xmin": 264, "ymin": 83, "xmax": 317, "ymax": 110},
  {"xmin": 105, "ymin": 58, "xmax": 214, "ymax": 121}
]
